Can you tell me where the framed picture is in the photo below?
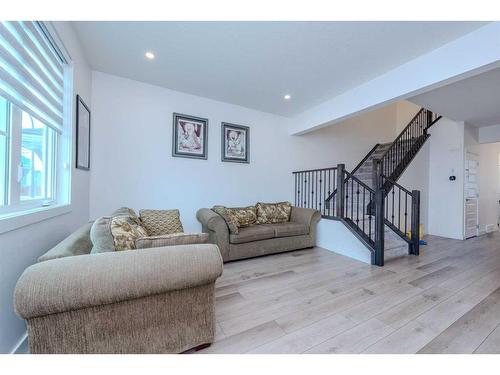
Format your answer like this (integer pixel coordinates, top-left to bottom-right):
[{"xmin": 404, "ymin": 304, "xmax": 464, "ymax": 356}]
[
  {"xmin": 76, "ymin": 95, "xmax": 91, "ymax": 170},
  {"xmin": 221, "ymin": 122, "xmax": 249, "ymax": 163},
  {"xmin": 172, "ymin": 113, "xmax": 208, "ymax": 159}
]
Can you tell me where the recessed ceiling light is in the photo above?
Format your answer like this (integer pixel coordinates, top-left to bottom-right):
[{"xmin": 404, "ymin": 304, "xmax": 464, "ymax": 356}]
[
  {"xmin": 145, "ymin": 52, "xmax": 155, "ymax": 60},
  {"xmin": 284, "ymin": 94, "xmax": 291, "ymax": 100}
]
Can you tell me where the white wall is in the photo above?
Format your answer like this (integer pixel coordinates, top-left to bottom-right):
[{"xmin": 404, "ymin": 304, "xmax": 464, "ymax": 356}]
[
  {"xmin": 427, "ymin": 118, "xmax": 465, "ymax": 239},
  {"xmin": 0, "ymin": 22, "xmax": 92, "ymax": 353},
  {"xmin": 478, "ymin": 123, "xmax": 500, "ymax": 143},
  {"xmin": 90, "ymin": 72, "xmax": 297, "ymax": 231}
]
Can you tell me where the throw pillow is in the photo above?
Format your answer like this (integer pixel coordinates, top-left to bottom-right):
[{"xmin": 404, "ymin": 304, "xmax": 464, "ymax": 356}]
[
  {"xmin": 111, "ymin": 207, "xmax": 140, "ymax": 223},
  {"xmin": 228, "ymin": 206, "xmax": 257, "ymax": 227},
  {"xmin": 139, "ymin": 209, "xmax": 184, "ymax": 236},
  {"xmin": 90, "ymin": 216, "xmax": 115, "ymax": 253},
  {"xmin": 135, "ymin": 233, "xmax": 209, "ymax": 249},
  {"xmin": 110, "ymin": 216, "xmax": 149, "ymax": 251},
  {"xmin": 212, "ymin": 206, "xmax": 239, "ymax": 234},
  {"xmin": 256, "ymin": 202, "xmax": 292, "ymax": 224}
]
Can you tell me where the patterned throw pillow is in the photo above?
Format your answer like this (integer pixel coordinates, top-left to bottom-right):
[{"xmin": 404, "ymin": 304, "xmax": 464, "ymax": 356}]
[
  {"xmin": 227, "ymin": 206, "xmax": 257, "ymax": 227},
  {"xmin": 111, "ymin": 207, "xmax": 140, "ymax": 223},
  {"xmin": 110, "ymin": 216, "xmax": 149, "ymax": 251},
  {"xmin": 256, "ymin": 202, "xmax": 292, "ymax": 224},
  {"xmin": 139, "ymin": 209, "xmax": 184, "ymax": 236},
  {"xmin": 212, "ymin": 206, "xmax": 239, "ymax": 234}
]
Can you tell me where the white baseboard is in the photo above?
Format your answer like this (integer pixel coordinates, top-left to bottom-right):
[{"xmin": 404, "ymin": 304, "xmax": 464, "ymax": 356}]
[{"xmin": 10, "ymin": 332, "xmax": 28, "ymax": 354}]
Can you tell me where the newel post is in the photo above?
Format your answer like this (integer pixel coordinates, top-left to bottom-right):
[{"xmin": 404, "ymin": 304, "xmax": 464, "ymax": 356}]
[
  {"xmin": 335, "ymin": 164, "xmax": 345, "ymax": 218},
  {"xmin": 373, "ymin": 159, "xmax": 384, "ymax": 267},
  {"xmin": 411, "ymin": 190, "xmax": 421, "ymax": 256}
]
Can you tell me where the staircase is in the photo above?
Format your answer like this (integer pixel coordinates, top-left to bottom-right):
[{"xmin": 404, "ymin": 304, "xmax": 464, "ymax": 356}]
[
  {"xmin": 352, "ymin": 142, "xmax": 392, "ymax": 189},
  {"xmin": 292, "ymin": 107, "xmax": 441, "ymax": 266}
]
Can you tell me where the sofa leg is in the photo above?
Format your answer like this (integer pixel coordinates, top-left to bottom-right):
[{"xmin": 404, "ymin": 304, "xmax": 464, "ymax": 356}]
[{"xmin": 194, "ymin": 343, "xmax": 211, "ymax": 351}]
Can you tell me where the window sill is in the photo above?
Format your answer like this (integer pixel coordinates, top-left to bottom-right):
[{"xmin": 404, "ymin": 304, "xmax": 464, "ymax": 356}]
[{"xmin": 0, "ymin": 204, "xmax": 72, "ymax": 235}]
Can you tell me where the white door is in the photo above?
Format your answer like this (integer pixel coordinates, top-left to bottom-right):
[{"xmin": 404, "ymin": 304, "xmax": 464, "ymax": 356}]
[{"xmin": 465, "ymin": 152, "xmax": 479, "ymax": 239}]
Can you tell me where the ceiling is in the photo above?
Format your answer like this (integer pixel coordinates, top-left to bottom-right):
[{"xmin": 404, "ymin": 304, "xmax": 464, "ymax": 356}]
[
  {"xmin": 72, "ymin": 21, "xmax": 487, "ymax": 117},
  {"xmin": 410, "ymin": 67, "xmax": 500, "ymax": 127}
]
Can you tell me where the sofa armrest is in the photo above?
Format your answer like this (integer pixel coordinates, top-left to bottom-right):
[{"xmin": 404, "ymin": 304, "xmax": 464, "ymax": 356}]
[
  {"xmin": 290, "ymin": 207, "xmax": 321, "ymax": 230},
  {"xmin": 196, "ymin": 208, "xmax": 230, "ymax": 261},
  {"xmin": 14, "ymin": 244, "xmax": 223, "ymax": 319},
  {"xmin": 197, "ymin": 208, "xmax": 227, "ymax": 232}
]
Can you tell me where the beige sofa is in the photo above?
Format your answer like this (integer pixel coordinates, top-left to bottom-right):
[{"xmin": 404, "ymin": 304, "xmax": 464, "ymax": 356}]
[
  {"xmin": 14, "ymin": 220, "xmax": 223, "ymax": 354},
  {"xmin": 197, "ymin": 206, "xmax": 320, "ymax": 262}
]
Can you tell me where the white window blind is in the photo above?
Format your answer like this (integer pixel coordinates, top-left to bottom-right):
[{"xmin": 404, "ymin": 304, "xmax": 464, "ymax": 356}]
[{"xmin": 0, "ymin": 21, "xmax": 65, "ymax": 134}]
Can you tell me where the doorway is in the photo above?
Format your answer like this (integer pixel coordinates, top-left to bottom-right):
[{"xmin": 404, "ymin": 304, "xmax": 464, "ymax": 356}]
[{"xmin": 465, "ymin": 151, "xmax": 479, "ymax": 239}]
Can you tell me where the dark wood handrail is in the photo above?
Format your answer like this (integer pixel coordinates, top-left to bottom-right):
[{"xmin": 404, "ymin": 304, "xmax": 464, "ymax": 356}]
[
  {"xmin": 351, "ymin": 143, "xmax": 380, "ymax": 175},
  {"xmin": 324, "ymin": 143, "xmax": 380, "ymax": 203},
  {"xmin": 344, "ymin": 170, "xmax": 375, "ymax": 193},
  {"xmin": 292, "ymin": 166, "xmax": 337, "ymax": 174},
  {"xmin": 381, "ymin": 174, "xmax": 412, "ymax": 195}
]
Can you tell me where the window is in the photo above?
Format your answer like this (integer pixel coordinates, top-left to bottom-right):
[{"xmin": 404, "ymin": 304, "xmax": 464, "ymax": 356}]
[
  {"xmin": 0, "ymin": 21, "xmax": 71, "ymax": 219},
  {"xmin": 0, "ymin": 97, "xmax": 8, "ymax": 207}
]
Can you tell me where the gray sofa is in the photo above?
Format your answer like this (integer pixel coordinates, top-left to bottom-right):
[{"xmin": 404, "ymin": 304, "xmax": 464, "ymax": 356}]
[
  {"xmin": 14, "ymin": 219, "xmax": 223, "ymax": 354},
  {"xmin": 197, "ymin": 207, "xmax": 321, "ymax": 262}
]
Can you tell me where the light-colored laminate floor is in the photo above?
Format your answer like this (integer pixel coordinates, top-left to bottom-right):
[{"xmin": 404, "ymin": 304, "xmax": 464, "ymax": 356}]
[{"xmin": 197, "ymin": 233, "xmax": 500, "ymax": 354}]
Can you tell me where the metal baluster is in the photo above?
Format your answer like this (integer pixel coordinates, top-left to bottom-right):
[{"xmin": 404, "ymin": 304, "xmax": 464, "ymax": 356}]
[
  {"xmin": 309, "ymin": 171, "xmax": 312, "ymax": 209},
  {"xmin": 319, "ymin": 171, "xmax": 323, "ymax": 215},
  {"xmin": 368, "ymin": 192, "xmax": 372, "ymax": 240},
  {"xmin": 312, "ymin": 171, "xmax": 316, "ymax": 210},
  {"xmin": 356, "ymin": 181, "xmax": 360, "ymax": 227},
  {"xmin": 293, "ymin": 173, "xmax": 297, "ymax": 207},
  {"xmin": 404, "ymin": 191, "xmax": 408, "ymax": 235},
  {"xmin": 385, "ymin": 189, "xmax": 388, "ymax": 219},
  {"xmin": 317, "ymin": 171, "xmax": 320, "ymax": 212},
  {"xmin": 327, "ymin": 169, "xmax": 331, "ymax": 215},
  {"xmin": 398, "ymin": 187, "xmax": 401, "ymax": 231},
  {"xmin": 345, "ymin": 179, "xmax": 348, "ymax": 218},
  {"xmin": 351, "ymin": 178, "xmax": 354, "ymax": 220},
  {"xmin": 302, "ymin": 172, "xmax": 306, "ymax": 208},
  {"xmin": 321, "ymin": 170, "xmax": 323, "ymax": 213},
  {"xmin": 316, "ymin": 171, "xmax": 319, "ymax": 213},
  {"xmin": 362, "ymin": 186, "xmax": 366, "ymax": 235},
  {"xmin": 391, "ymin": 187, "xmax": 395, "ymax": 225}
]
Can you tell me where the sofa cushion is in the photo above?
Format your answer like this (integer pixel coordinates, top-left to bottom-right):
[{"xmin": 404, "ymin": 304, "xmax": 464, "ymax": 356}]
[
  {"xmin": 256, "ymin": 201, "xmax": 292, "ymax": 224},
  {"xmin": 139, "ymin": 209, "xmax": 184, "ymax": 236},
  {"xmin": 110, "ymin": 216, "xmax": 149, "ymax": 251},
  {"xmin": 212, "ymin": 206, "xmax": 239, "ymax": 234},
  {"xmin": 135, "ymin": 233, "xmax": 209, "ymax": 249},
  {"xmin": 229, "ymin": 224, "xmax": 275, "ymax": 244},
  {"xmin": 227, "ymin": 206, "xmax": 257, "ymax": 228},
  {"xmin": 271, "ymin": 222, "xmax": 308, "ymax": 238}
]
